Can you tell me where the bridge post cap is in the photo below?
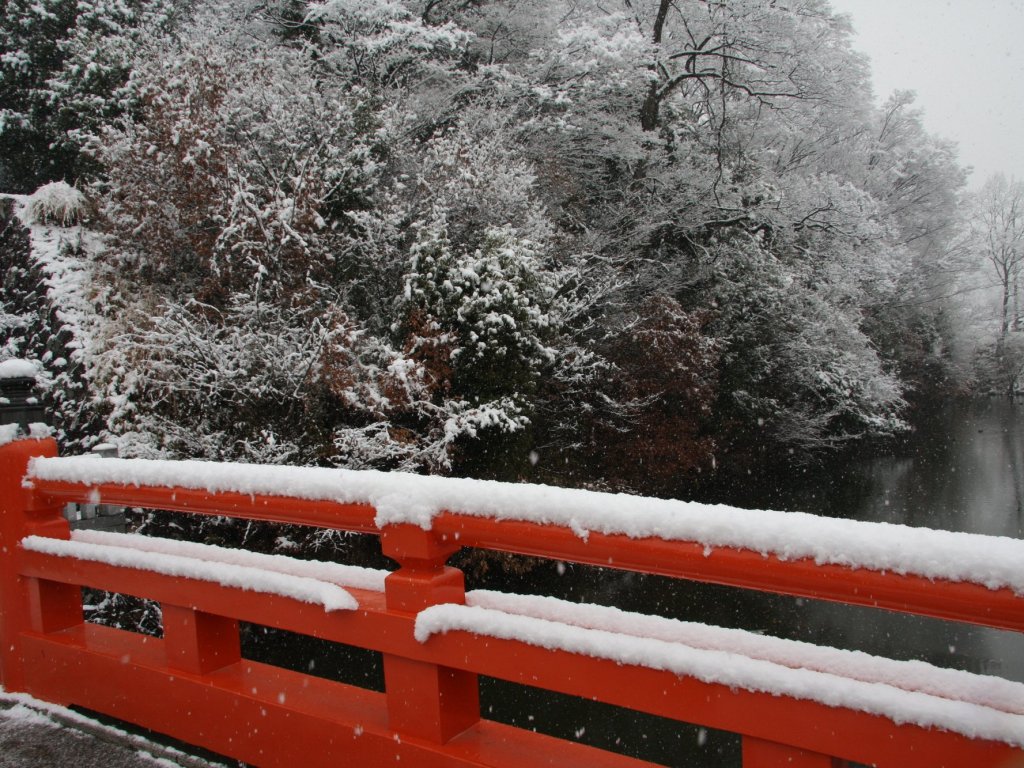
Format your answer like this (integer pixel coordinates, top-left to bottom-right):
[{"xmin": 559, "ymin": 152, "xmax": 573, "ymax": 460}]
[{"xmin": 380, "ymin": 523, "xmax": 463, "ymax": 563}]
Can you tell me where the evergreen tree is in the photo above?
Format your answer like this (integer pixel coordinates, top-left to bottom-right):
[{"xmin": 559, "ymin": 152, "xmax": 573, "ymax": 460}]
[{"xmin": 0, "ymin": 0, "xmax": 179, "ymax": 190}]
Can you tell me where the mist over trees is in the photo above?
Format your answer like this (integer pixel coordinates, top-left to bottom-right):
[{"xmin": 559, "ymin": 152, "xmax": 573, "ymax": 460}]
[
  {"xmin": 960, "ymin": 174, "xmax": 1024, "ymax": 397},
  {"xmin": 0, "ymin": 0, "xmax": 986, "ymax": 497}
]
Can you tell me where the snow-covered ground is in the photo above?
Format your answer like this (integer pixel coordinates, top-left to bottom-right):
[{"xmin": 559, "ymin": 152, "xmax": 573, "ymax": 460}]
[
  {"xmin": 0, "ymin": 691, "xmax": 223, "ymax": 767},
  {"xmin": 9, "ymin": 190, "xmax": 108, "ymax": 384}
]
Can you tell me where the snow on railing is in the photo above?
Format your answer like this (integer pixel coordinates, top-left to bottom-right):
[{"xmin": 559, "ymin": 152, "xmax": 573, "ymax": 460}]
[
  {"xmin": 25, "ymin": 453, "xmax": 1024, "ymax": 631},
  {"xmin": 2, "ymin": 435, "xmax": 1023, "ymax": 768},
  {"xmin": 420, "ymin": 593, "xmax": 1024, "ymax": 747},
  {"xmin": 20, "ymin": 534, "xmax": 359, "ymax": 612},
  {"xmin": 70, "ymin": 529, "xmax": 387, "ymax": 592},
  {"xmin": 25, "ymin": 454, "xmax": 1024, "ymax": 593}
]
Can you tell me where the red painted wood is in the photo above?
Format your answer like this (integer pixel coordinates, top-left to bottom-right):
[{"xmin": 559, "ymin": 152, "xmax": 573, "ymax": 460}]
[
  {"xmin": 16, "ymin": 545, "xmax": 1021, "ymax": 767},
  {"xmin": 742, "ymin": 738, "xmax": 843, "ymax": 767},
  {"xmin": 31, "ymin": 478, "xmax": 380, "ymax": 534},
  {"xmin": 380, "ymin": 524, "xmax": 480, "ymax": 742},
  {"xmin": 18, "ymin": 546, "xmax": 399, "ymax": 649},
  {"xmin": 0, "ymin": 438, "xmax": 81, "ymax": 693},
  {"xmin": 414, "ymin": 621, "xmax": 1020, "ymax": 768},
  {"xmin": 162, "ymin": 605, "xmax": 240, "ymax": 675},
  {"xmin": 22, "ymin": 623, "xmax": 651, "ymax": 768},
  {"xmin": 6, "ymin": 440, "xmax": 1024, "ymax": 768},
  {"xmin": 432, "ymin": 514, "xmax": 1024, "ymax": 632},
  {"xmin": 29, "ymin": 475, "xmax": 1024, "ymax": 631}
]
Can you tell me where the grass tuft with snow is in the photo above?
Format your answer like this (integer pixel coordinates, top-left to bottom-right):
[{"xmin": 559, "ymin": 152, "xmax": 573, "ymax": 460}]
[{"xmin": 24, "ymin": 182, "xmax": 89, "ymax": 227}]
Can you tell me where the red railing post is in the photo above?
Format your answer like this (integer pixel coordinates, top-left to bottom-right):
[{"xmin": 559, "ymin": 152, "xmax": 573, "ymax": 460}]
[
  {"xmin": 0, "ymin": 438, "xmax": 81, "ymax": 693},
  {"xmin": 162, "ymin": 605, "xmax": 240, "ymax": 675},
  {"xmin": 380, "ymin": 523, "xmax": 479, "ymax": 743},
  {"xmin": 743, "ymin": 737, "xmax": 845, "ymax": 767}
]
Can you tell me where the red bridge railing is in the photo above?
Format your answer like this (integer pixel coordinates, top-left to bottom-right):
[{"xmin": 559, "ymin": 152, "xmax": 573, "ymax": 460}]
[{"xmin": 1, "ymin": 435, "xmax": 1023, "ymax": 767}]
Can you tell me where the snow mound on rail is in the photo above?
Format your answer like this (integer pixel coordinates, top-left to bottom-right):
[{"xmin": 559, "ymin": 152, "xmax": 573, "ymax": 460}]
[
  {"xmin": 21, "ymin": 534, "xmax": 358, "ymax": 611},
  {"xmin": 71, "ymin": 529, "xmax": 388, "ymax": 592},
  {"xmin": 416, "ymin": 592, "xmax": 1024, "ymax": 747},
  {"xmin": 25, "ymin": 455, "xmax": 1024, "ymax": 594},
  {"xmin": 463, "ymin": 590, "xmax": 1024, "ymax": 715}
]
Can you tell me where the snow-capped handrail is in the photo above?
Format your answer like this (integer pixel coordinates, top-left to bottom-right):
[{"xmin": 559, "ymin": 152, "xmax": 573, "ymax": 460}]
[
  {"xmin": 69, "ymin": 529, "xmax": 389, "ymax": 592},
  {"xmin": 415, "ymin": 591, "xmax": 1024, "ymax": 748},
  {"xmin": 2, "ymin": 436, "xmax": 1023, "ymax": 768},
  {"xmin": 21, "ymin": 534, "xmax": 360, "ymax": 612},
  {"xmin": 24, "ymin": 453, "xmax": 1024, "ymax": 631}
]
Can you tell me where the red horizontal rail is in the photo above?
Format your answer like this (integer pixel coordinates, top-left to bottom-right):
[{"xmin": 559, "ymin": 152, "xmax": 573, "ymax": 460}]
[
  {"xmin": 24, "ymin": 624, "xmax": 644, "ymax": 768},
  {"xmin": 30, "ymin": 477, "xmax": 1024, "ymax": 632},
  {"xmin": 33, "ymin": 479, "xmax": 380, "ymax": 534},
  {"xmin": 432, "ymin": 514, "xmax": 1024, "ymax": 632},
  {"xmin": 4, "ymin": 438, "xmax": 1024, "ymax": 768},
  {"xmin": 17, "ymin": 549, "xmax": 1022, "ymax": 768}
]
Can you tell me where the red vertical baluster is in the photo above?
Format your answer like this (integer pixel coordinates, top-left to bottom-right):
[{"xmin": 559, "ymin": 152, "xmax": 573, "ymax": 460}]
[
  {"xmin": 380, "ymin": 523, "xmax": 479, "ymax": 743},
  {"xmin": 162, "ymin": 604, "xmax": 240, "ymax": 675},
  {"xmin": 743, "ymin": 736, "xmax": 845, "ymax": 767}
]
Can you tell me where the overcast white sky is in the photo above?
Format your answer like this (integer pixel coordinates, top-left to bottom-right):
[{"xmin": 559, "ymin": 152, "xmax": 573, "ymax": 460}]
[{"xmin": 829, "ymin": 0, "xmax": 1024, "ymax": 188}]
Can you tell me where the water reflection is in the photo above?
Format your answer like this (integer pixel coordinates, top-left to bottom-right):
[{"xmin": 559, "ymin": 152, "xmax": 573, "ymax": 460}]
[
  {"xmin": 472, "ymin": 398, "xmax": 1024, "ymax": 764},
  {"xmin": 705, "ymin": 398, "xmax": 1024, "ymax": 683},
  {"xmin": 773, "ymin": 398, "xmax": 1024, "ymax": 538}
]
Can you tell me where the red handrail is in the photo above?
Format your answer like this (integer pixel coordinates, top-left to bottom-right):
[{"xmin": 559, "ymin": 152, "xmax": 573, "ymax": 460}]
[
  {"xmin": 31, "ymin": 478, "xmax": 1024, "ymax": 631},
  {"xmin": 2, "ymin": 437, "xmax": 1022, "ymax": 768}
]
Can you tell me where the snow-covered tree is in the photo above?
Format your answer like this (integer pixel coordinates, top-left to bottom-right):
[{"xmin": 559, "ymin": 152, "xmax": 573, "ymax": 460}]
[
  {"xmin": 0, "ymin": 0, "xmax": 180, "ymax": 190},
  {"xmin": 95, "ymin": 40, "xmax": 383, "ymax": 304},
  {"xmin": 708, "ymin": 236, "xmax": 906, "ymax": 459},
  {"xmin": 1, "ymin": 0, "xmax": 977, "ymax": 491},
  {"xmin": 587, "ymin": 294, "xmax": 719, "ymax": 494},
  {"xmin": 971, "ymin": 175, "xmax": 1024, "ymax": 342},
  {"xmin": 304, "ymin": 0, "xmax": 471, "ymax": 88}
]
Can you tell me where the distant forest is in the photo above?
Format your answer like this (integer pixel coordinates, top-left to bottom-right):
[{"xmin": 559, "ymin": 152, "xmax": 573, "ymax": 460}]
[{"xmin": 1, "ymin": 0, "xmax": 1014, "ymax": 502}]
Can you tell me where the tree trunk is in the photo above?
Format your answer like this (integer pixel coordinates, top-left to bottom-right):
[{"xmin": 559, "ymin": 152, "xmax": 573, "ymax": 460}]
[
  {"xmin": 640, "ymin": 84, "xmax": 660, "ymax": 132},
  {"xmin": 639, "ymin": 0, "xmax": 671, "ymax": 132},
  {"xmin": 1014, "ymin": 260, "xmax": 1021, "ymax": 332},
  {"xmin": 1001, "ymin": 270, "xmax": 1012, "ymax": 340}
]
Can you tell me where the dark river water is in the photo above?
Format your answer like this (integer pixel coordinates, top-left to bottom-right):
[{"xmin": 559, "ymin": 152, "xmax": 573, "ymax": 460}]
[
  {"xmin": 245, "ymin": 398, "xmax": 1024, "ymax": 767},
  {"xmin": 703, "ymin": 397, "xmax": 1024, "ymax": 679},
  {"xmin": 467, "ymin": 398, "xmax": 1024, "ymax": 765},
  {"xmin": 729, "ymin": 397, "xmax": 1024, "ymax": 681},
  {"xmin": 731, "ymin": 397, "xmax": 1024, "ymax": 540}
]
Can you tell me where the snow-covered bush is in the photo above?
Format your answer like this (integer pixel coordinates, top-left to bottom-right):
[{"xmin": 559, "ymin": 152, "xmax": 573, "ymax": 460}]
[
  {"xmin": 397, "ymin": 207, "xmax": 563, "ymax": 477},
  {"xmin": 403, "ymin": 217, "xmax": 558, "ymax": 397},
  {"xmin": 95, "ymin": 41, "xmax": 382, "ymax": 304},
  {"xmin": 106, "ymin": 297, "xmax": 395, "ymax": 461},
  {"xmin": 305, "ymin": 0, "xmax": 471, "ymax": 88}
]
